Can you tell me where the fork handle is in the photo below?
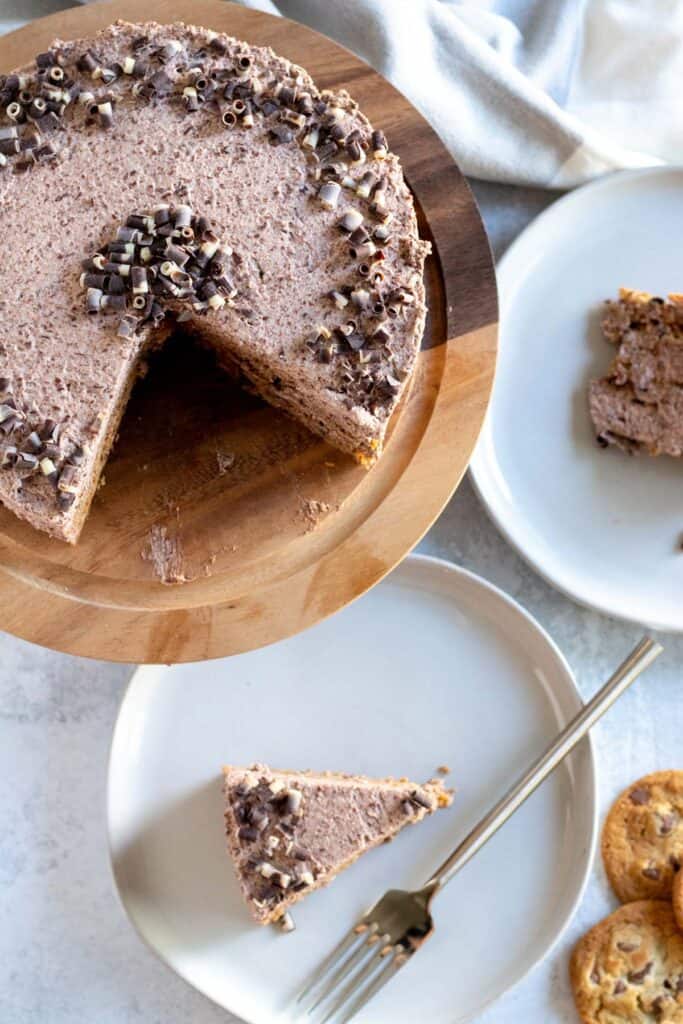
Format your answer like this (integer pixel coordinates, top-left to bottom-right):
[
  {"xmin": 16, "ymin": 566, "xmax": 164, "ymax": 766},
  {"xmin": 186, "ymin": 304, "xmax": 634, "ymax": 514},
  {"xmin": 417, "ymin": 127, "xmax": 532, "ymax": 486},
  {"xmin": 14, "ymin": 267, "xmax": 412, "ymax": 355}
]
[{"xmin": 425, "ymin": 636, "xmax": 663, "ymax": 893}]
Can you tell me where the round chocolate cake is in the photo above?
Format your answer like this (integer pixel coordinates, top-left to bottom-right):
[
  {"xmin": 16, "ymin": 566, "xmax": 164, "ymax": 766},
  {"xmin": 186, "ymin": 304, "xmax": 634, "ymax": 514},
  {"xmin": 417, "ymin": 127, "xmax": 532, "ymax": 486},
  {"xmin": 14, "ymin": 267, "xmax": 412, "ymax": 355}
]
[{"xmin": 0, "ymin": 20, "xmax": 429, "ymax": 541}]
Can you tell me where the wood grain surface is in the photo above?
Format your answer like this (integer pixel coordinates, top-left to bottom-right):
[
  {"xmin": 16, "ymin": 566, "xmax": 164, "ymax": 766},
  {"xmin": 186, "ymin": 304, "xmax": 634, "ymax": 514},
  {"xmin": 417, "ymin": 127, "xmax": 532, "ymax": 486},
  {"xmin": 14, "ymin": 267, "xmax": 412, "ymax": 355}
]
[{"xmin": 0, "ymin": 0, "xmax": 497, "ymax": 662}]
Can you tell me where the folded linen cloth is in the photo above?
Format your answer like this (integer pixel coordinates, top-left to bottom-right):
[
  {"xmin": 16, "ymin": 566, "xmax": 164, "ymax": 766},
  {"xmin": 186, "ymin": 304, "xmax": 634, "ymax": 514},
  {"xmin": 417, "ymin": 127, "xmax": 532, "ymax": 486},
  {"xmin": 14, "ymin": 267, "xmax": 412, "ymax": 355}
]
[
  {"xmin": 238, "ymin": 0, "xmax": 675, "ymax": 188},
  {"xmin": 5, "ymin": 0, "xmax": 683, "ymax": 188}
]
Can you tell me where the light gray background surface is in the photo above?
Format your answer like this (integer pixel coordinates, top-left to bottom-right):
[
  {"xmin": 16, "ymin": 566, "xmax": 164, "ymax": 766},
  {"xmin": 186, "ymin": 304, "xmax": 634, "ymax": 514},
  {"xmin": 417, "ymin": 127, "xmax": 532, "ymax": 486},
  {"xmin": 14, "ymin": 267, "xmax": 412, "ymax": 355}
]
[{"xmin": 0, "ymin": 10, "xmax": 681, "ymax": 1020}]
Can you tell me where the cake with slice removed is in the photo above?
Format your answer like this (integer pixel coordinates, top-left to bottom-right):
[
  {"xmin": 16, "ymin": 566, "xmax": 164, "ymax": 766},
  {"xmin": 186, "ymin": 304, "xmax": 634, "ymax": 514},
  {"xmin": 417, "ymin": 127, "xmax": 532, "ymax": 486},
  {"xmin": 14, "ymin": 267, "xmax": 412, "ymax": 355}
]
[
  {"xmin": 0, "ymin": 19, "xmax": 429, "ymax": 542},
  {"xmin": 222, "ymin": 763, "xmax": 452, "ymax": 925},
  {"xmin": 589, "ymin": 288, "xmax": 683, "ymax": 456}
]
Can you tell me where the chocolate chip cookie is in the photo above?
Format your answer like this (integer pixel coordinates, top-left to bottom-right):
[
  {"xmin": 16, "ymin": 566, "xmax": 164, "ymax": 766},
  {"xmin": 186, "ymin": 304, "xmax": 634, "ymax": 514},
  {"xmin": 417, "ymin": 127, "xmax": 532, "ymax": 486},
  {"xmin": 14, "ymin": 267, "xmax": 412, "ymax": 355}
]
[
  {"xmin": 602, "ymin": 771, "xmax": 683, "ymax": 903},
  {"xmin": 673, "ymin": 868, "xmax": 683, "ymax": 932},
  {"xmin": 571, "ymin": 900, "xmax": 683, "ymax": 1023}
]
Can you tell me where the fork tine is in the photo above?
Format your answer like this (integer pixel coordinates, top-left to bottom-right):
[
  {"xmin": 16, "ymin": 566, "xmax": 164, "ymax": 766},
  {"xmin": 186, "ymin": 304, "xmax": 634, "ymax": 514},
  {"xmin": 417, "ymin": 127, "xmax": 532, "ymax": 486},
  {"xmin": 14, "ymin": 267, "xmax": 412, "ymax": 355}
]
[
  {"xmin": 296, "ymin": 923, "xmax": 376, "ymax": 1007},
  {"xmin": 307, "ymin": 929, "xmax": 384, "ymax": 1015},
  {"xmin": 337, "ymin": 950, "xmax": 407, "ymax": 1024},
  {"xmin": 318, "ymin": 941, "xmax": 392, "ymax": 1024}
]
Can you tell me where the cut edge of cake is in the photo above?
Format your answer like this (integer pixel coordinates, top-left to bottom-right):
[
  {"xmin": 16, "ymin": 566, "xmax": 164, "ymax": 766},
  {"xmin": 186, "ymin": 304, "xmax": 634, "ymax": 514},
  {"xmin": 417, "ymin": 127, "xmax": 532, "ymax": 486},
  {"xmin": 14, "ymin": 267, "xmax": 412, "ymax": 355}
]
[
  {"xmin": 222, "ymin": 763, "xmax": 453, "ymax": 925},
  {"xmin": 589, "ymin": 287, "xmax": 683, "ymax": 458}
]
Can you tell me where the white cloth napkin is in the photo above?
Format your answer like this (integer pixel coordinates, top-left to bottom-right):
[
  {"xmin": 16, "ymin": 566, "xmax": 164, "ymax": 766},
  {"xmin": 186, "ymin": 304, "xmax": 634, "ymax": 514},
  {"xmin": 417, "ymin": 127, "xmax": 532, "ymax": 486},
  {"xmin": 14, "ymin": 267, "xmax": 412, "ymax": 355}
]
[
  {"xmin": 5, "ymin": 0, "xmax": 683, "ymax": 187},
  {"xmin": 238, "ymin": 0, "xmax": 679, "ymax": 188}
]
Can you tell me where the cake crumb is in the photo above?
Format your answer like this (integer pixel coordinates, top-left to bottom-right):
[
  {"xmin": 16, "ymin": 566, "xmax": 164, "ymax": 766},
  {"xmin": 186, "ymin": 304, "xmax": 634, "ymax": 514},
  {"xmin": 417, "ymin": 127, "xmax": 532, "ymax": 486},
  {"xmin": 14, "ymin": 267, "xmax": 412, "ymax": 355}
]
[
  {"xmin": 202, "ymin": 552, "xmax": 218, "ymax": 576},
  {"xmin": 276, "ymin": 911, "xmax": 296, "ymax": 934},
  {"xmin": 216, "ymin": 451, "xmax": 235, "ymax": 475},
  {"xmin": 436, "ymin": 765, "xmax": 451, "ymax": 776},
  {"xmin": 300, "ymin": 497, "xmax": 334, "ymax": 532}
]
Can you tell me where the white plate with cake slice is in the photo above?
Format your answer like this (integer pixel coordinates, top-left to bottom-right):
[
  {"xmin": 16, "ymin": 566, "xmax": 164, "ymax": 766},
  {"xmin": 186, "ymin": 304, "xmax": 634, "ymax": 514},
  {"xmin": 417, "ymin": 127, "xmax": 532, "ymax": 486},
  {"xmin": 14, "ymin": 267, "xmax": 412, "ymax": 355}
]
[
  {"xmin": 471, "ymin": 166, "xmax": 683, "ymax": 632},
  {"xmin": 107, "ymin": 554, "xmax": 596, "ymax": 1023}
]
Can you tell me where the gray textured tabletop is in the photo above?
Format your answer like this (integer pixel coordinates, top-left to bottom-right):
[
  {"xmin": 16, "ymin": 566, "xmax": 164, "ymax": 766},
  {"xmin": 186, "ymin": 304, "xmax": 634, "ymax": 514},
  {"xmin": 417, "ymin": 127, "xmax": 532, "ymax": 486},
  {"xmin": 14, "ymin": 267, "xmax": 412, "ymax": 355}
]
[{"xmin": 0, "ymin": 41, "xmax": 682, "ymax": 1024}]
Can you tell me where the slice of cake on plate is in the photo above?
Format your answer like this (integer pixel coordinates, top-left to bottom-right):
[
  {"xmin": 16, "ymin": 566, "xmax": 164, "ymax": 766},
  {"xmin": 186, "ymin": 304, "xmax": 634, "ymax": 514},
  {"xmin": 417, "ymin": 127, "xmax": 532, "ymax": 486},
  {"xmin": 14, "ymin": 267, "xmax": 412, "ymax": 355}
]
[
  {"xmin": 589, "ymin": 288, "xmax": 683, "ymax": 456},
  {"xmin": 222, "ymin": 763, "xmax": 452, "ymax": 925}
]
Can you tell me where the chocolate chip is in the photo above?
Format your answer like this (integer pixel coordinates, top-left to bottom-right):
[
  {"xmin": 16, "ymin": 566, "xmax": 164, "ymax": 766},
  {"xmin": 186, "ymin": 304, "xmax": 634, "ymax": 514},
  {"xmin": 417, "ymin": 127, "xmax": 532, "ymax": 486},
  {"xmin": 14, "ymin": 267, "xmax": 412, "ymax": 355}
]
[
  {"xmin": 590, "ymin": 968, "xmax": 600, "ymax": 984},
  {"xmin": 627, "ymin": 961, "xmax": 653, "ymax": 984},
  {"xmin": 658, "ymin": 813, "xmax": 677, "ymax": 836},
  {"xmin": 629, "ymin": 786, "xmax": 651, "ymax": 805},
  {"xmin": 617, "ymin": 941, "xmax": 639, "ymax": 952},
  {"xmin": 613, "ymin": 979, "xmax": 626, "ymax": 994},
  {"xmin": 642, "ymin": 866, "xmax": 661, "ymax": 880}
]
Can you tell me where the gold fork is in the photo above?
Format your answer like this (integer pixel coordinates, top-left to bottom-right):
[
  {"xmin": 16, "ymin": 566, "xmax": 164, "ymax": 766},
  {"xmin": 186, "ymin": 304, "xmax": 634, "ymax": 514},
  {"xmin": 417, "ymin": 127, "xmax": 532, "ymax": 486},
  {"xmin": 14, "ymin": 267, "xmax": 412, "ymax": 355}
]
[{"xmin": 296, "ymin": 636, "xmax": 663, "ymax": 1023}]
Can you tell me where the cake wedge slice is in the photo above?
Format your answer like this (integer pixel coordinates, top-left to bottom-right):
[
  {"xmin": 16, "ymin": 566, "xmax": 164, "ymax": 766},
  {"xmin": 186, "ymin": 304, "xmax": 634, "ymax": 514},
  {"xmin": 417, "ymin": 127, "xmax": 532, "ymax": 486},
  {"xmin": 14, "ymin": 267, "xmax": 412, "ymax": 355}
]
[{"xmin": 222, "ymin": 763, "xmax": 453, "ymax": 925}]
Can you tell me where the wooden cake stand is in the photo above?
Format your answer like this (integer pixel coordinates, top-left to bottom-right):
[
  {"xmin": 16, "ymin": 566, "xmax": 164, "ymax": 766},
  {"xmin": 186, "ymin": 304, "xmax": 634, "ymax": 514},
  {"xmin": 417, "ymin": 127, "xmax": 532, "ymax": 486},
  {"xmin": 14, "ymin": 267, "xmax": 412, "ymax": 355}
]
[{"xmin": 0, "ymin": 0, "xmax": 497, "ymax": 662}]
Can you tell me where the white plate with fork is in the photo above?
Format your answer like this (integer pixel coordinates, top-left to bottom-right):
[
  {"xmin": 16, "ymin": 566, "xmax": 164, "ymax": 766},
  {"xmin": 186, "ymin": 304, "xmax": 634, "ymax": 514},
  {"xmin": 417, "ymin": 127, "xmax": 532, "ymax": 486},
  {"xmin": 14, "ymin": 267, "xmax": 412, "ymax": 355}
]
[{"xmin": 107, "ymin": 554, "xmax": 597, "ymax": 1023}]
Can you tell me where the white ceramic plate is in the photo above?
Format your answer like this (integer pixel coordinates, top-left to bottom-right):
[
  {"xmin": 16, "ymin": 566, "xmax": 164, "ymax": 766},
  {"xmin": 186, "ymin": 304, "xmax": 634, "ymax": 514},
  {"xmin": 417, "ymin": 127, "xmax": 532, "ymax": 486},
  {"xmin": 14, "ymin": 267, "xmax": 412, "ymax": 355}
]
[
  {"xmin": 107, "ymin": 554, "xmax": 596, "ymax": 1023},
  {"xmin": 471, "ymin": 167, "xmax": 683, "ymax": 631}
]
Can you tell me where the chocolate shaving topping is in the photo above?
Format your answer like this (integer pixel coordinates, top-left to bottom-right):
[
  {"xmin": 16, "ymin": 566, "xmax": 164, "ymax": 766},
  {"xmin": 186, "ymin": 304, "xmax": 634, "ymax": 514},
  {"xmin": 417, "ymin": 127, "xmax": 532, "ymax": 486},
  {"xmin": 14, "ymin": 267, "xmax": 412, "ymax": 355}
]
[
  {"xmin": 372, "ymin": 128, "xmax": 388, "ymax": 158},
  {"xmin": 238, "ymin": 825, "xmax": 259, "ymax": 842},
  {"xmin": 80, "ymin": 204, "xmax": 240, "ymax": 337},
  {"xmin": 1, "ymin": 446, "xmax": 16, "ymax": 468},
  {"xmin": 338, "ymin": 209, "xmax": 363, "ymax": 234},
  {"xmin": 269, "ymin": 123, "xmax": 294, "ymax": 145},
  {"xmin": 15, "ymin": 451, "xmax": 37, "ymax": 472},
  {"xmin": 278, "ymin": 911, "xmax": 295, "ymax": 934},
  {"xmin": 0, "ymin": 382, "xmax": 71, "ymax": 501},
  {"xmin": 3, "ymin": 30, "xmax": 411, "ymax": 463}
]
